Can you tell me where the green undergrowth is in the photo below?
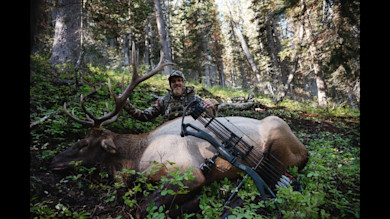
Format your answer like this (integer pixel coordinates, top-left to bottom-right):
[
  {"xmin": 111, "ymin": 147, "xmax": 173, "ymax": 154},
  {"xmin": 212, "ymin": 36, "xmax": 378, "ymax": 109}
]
[{"xmin": 30, "ymin": 55, "xmax": 360, "ymax": 218}]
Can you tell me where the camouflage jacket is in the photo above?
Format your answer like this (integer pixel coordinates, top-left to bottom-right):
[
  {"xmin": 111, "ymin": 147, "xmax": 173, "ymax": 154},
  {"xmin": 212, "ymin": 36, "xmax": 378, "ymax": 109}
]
[{"xmin": 124, "ymin": 86, "xmax": 202, "ymax": 121}]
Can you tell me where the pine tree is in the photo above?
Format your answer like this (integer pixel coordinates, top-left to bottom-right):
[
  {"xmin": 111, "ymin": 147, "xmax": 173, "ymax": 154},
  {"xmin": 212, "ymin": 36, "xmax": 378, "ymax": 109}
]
[{"xmin": 170, "ymin": 0, "xmax": 224, "ymax": 86}]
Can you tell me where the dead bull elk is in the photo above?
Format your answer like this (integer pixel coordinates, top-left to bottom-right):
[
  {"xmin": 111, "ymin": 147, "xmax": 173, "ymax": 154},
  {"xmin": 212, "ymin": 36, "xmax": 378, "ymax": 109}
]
[{"xmin": 51, "ymin": 43, "xmax": 309, "ymax": 215}]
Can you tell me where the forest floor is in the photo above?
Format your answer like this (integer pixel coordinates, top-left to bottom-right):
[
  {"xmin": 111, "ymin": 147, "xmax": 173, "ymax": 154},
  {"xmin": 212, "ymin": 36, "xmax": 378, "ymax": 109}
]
[
  {"xmin": 30, "ymin": 56, "xmax": 360, "ymax": 218},
  {"xmin": 30, "ymin": 103, "xmax": 359, "ymax": 218}
]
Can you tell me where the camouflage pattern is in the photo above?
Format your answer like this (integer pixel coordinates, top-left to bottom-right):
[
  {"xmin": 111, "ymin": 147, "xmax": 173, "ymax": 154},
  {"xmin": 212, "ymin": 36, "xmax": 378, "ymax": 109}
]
[
  {"xmin": 168, "ymin": 70, "xmax": 186, "ymax": 83},
  {"xmin": 124, "ymin": 86, "xmax": 202, "ymax": 121}
]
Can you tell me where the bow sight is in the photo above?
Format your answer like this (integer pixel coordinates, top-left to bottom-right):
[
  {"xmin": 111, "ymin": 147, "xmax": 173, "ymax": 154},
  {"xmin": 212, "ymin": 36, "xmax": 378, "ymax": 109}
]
[{"xmin": 181, "ymin": 100, "xmax": 292, "ymax": 201}]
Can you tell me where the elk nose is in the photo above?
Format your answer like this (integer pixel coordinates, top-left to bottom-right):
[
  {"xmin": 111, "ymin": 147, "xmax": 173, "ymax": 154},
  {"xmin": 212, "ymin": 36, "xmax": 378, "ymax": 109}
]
[{"xmin": 50, "ymin": 157, "xmax": 66, "ymax": 171}]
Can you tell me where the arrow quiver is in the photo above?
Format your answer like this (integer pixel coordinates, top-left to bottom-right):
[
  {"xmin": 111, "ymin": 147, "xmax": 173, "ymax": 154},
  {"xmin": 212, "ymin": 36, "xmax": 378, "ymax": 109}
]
[{"xmin": 181, "ymin": 100, "xmax": 292, "ymax": 200}]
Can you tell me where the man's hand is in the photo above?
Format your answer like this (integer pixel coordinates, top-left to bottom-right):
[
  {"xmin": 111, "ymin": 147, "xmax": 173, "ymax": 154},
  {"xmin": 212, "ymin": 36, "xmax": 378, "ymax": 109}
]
[{"xmin": 202, "ymin": 99, "xmax": 214, "ymax": 109}]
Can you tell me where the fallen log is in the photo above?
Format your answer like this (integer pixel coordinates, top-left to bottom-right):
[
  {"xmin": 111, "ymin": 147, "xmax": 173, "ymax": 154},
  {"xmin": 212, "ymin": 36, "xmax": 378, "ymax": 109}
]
[{"xmin": 217, "ymin": 101, "xmax": 256, "ymax": 111}]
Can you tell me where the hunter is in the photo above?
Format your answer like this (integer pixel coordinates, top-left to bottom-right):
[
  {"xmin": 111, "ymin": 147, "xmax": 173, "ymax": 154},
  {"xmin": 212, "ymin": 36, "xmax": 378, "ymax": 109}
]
[{"xmin": 124, "ymin": 70, "xmax": 215, "ymax": 121}]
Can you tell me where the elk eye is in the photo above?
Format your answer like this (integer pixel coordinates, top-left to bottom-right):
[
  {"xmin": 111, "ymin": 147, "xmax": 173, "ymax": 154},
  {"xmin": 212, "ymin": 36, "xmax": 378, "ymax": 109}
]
[
  {"xmin": 79, "ymin": 143, "xmax": 89, "ymax": 153},
  {"xmin": 77, "ymin": 140, "xmax": 89, "ymax": 149}
]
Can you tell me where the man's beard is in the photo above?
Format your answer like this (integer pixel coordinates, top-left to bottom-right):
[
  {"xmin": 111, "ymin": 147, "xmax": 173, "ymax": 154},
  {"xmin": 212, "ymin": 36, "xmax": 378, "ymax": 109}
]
[{"xmin": 172, "ymin": 86, "xmax": 184, "ymax": 96}]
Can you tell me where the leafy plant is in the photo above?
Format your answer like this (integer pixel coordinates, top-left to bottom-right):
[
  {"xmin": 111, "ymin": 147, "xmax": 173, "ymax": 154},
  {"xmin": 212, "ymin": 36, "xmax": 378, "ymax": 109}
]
[
  {"xmin": 146, "ymin": 201, "xmax": 167, "ymax": 219},
  {"xmin": 198, "ymin": 194, "xmax": 224, "ymax": 218}
]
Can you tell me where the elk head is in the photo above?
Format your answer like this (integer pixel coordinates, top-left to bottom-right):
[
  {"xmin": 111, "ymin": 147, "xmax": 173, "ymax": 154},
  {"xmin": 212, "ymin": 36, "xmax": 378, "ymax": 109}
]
[
  {"xmin": 50, "ymin": 128, "xmax": 118, "ymax": 171},
  {"xmin": 50, "ymin": 42, "xmax": 175, "ymax": 171}
]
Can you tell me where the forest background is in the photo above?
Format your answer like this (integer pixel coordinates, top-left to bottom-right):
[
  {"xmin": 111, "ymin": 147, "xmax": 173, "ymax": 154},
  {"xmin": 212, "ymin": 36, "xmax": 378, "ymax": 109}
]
[
  {"xmin": 30, "ymin": 0, "xmax": 360, "ymax": 218},
  {"xmin": 30, "ymin": 0, "xmax": 360, "ymax": 108}
]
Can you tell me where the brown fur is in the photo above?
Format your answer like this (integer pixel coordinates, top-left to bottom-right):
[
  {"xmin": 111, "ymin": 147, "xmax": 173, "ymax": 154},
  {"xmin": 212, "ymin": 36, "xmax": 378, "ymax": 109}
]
[{"xmin": 51, "ymin": 115, "xmax": 308, "ymax": 216}]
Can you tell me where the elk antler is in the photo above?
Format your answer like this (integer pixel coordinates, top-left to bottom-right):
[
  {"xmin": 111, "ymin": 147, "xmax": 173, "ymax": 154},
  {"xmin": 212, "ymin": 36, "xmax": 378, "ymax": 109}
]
[{"xmin": 64, "ymin": 42, "xmax": 175, "ymax": 128}]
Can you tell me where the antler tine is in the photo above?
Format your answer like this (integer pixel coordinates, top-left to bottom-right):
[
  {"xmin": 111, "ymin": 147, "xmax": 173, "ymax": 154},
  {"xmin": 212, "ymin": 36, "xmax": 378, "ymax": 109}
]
[
  {"xmin": 100, "ymin": 113, "xmax": 120, "ymax": 127},
  {"xmin": 63, "ymin": 102, "xmax": 94, "ymax": 126},
  {"xmin": 136, "ymin": 50, "xmax": 169, "ymax": 84},
  {"xmin": 80, "ymin": 94, "xmax": 99, "ymax": 122},
  {"xmin": 117, "ymin": 41, "xmax": 140, "ymax": 101},
  {"xmin": 107, "ymin": 78, "xmax": 119, "ymax": 105},
  {"xmin": 117, "ymin": 42, "xmax": 175, "ymax": 103}
]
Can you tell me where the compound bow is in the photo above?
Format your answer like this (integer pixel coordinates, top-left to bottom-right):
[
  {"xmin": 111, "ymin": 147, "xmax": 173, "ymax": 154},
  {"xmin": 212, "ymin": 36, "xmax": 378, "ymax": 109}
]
[{"xmin": 180, "ymin": 100, "xmax": 293, "ymax": 202}]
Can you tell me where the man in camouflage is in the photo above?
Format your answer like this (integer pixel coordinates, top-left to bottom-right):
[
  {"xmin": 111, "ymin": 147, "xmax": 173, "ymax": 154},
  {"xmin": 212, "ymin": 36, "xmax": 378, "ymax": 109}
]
[{"xmin": 124, "ymin": 70, "xmax": 215, "ymax": 121}]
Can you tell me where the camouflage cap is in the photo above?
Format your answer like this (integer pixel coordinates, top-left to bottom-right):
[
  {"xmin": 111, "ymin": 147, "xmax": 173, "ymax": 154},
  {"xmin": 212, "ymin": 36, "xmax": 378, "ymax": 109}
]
[{"xmin": 168, "ymin": 70, "xmax": 186, "ymax": 82}]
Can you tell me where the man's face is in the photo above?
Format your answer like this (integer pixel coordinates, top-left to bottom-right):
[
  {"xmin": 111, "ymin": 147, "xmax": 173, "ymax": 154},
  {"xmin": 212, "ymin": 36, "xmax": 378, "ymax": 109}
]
[{"xmin": 170, "ymin": 76, "xmax": 184, "ymax": 96}]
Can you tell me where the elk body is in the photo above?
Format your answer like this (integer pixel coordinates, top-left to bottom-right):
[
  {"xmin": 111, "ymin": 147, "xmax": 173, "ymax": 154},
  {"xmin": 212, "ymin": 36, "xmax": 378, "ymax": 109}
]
[
  {"xmin": 51, "ymin": 115, "xmax": 308, "ymax": 214},
  {"xmin": 51, "ymin": 115, "xmax": 308, "ymax": 177},
  {"xmin": 50, "ymin": 43, "xmax": 308, "ymax": 215}
]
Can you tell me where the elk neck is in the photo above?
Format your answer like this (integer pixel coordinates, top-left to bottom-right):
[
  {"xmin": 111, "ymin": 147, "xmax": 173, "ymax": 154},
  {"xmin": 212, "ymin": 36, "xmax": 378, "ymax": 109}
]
[{"xmin": 110, "ymin": 131, "xmax": 151, "ymax": 171}]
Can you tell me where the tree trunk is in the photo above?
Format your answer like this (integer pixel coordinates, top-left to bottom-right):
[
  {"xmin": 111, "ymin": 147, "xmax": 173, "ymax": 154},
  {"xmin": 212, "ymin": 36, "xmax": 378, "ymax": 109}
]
[
  {"xmin": 231, "ymin": 20, "xmax": 262, "ymax": 85},
  {"xmin": 302, "ymin": 0, "xmax": 328, "ymax": 107},
  {"xmin": 202, "ymin": 39, "xmax": 215, "ymax": 87},
  {"xmin": 231, "ymin": 69, "xmax": 237, "ymax": 88},
  {"xmin": 265, "ymin": 14, "xmax": 282, "ymax": 87},
  {"xmin": 149, "ymin": 19, "xmax": 155, "ymax": 69},
  {"xmin": 238, "ymin": 53, "xmax": 248, "ymax": 89},
  {"xmin": 313, "ymin": 62, "xmax": 328, "ymax": 107},
  {"xmin": 201, "ymin": 24, "xmax": 211, "ymax": 86},
  {"xmin": 271, "ymin": 16, "xmax": 289, "ymax": 85},
  {"xmin": 231, "ymin": 24, "xmax": 248, "ymax": 90},
  {"xmin": 204, "ymin": 62, "xmax": 210, "ymax": 87},
  {"xmin": 217, "ymin": 60, "xmax": 226, "ymax": 88},
  {"xmin": 275, "ymin": 55, "xmax": 299, "ymax": 103},
  {"xmin": 209, "ymin": 65, "xmax": 217, "ymax": 86},
  {"xmin": 50, "ymin": 0, "xmax": 81, "ymax": 67},
  {"xmin": 353, "ymin": 79, "xmax": 360, "ymax": 108},
  {"xmin": 122, "ymin": 4, "xmax": 133, "ymax": 67},
  {"xmin": 153, "ymin": 0, "xmax": 172, "ymax": 75},
  {"xmin": 144, "ymin": 17, "xmax": 151, "ymax": 71},
  {"xmin": 122, "ymin": 34, "xmax": 130, "ymax": 66}
]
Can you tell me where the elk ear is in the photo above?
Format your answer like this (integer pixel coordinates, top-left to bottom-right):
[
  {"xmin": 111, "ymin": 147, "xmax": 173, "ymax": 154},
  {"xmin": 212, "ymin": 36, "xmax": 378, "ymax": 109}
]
[{"xmin": 101, "ymin": 139, "xmax": 117, "ymax": 154}]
